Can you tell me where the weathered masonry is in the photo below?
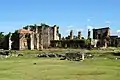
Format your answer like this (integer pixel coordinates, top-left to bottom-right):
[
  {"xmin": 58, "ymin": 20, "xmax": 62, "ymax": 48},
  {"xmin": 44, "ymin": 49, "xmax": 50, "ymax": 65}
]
[
  {"xmin": 10, "ymin": 24, "xmax": 61, "ymax": 50},
  {"xmin": 93, "ymin": 27, "xmax": 110, "ymax": 48},
  {"xmin": 50, "ymin": 29, "xmax": 86, "ymax": 48}
]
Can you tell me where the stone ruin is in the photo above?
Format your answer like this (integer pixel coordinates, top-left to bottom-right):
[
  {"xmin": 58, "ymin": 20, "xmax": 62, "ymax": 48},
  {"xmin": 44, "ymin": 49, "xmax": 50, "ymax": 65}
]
[
  {"xmin": 1, "ymin": 24, "xmax": 120, "ymax": 50},
  {"xmin": 0, "ymin": 24, "xmax": 61, "ymax": 50},
  {"xmin": 93, "ymin": 27, "xmax": 110, "ymax": 48},
  {"xmin": 37, "ymin": 52, "xmax": 94, "ymax": 61}
]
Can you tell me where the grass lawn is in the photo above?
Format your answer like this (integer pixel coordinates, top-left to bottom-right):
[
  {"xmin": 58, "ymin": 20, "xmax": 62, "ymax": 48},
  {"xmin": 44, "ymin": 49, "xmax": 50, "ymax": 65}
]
[{"xmin": 0, "ymin": 56, "xmax": 120, "ymax": 80}]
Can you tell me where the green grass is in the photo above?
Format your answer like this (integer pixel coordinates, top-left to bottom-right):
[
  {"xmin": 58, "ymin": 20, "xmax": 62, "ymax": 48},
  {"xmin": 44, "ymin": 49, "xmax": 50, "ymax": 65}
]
[{"xmin": 0, "ymin": 56, "xmax": 120, "ymax": 80}]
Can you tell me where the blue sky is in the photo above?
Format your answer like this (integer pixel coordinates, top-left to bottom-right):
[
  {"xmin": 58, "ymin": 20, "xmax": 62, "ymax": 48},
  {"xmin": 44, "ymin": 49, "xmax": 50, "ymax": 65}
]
[{"xmin": 0, "ymin": 0, "xmax": 120, "ymax": 37}]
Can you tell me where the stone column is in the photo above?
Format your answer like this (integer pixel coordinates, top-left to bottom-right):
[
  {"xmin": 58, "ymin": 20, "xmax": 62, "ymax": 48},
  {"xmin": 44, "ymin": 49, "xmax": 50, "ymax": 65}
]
[
  {"xmin": 53, "ymin": 26, "xmax": 57, "ymax": 40},
  {"xmin": 47, "ymin": 27, "xmax": 50, "ymax": 48},
  {"xmin": 9, "ymin": 33, "xmax": 12, "ymax": 50},
  {"xmin": 104, "ymin": 39, "xmax": 107, "ymax": 48},
  {"xmin": 70, "ymin": 30, "xmax": 73, "ymax": 39},
  {"xmin": 36, "ymin": 33, "xmax": 39, "ymax": 50},
  {"xmin": 88, "ymin": 29, "xmax": 91, "ymax": 39},
  {"xmin": 78, "ymin": 31, "xmax": 81, "ymax": 39},
  {"xmin": 59, "ymin": 34, "xmax": 61, "ymax": 40},
  {"xmin": 39, "ymin": 27, "xmax": 43, "ymax": 50},
  {"xmin": 19, "ymin": 34, "xmax": 23, "ymax": 50},
  {"xmin": 30, "ymin": 33, "xmax": 34, "ymax": 50}
]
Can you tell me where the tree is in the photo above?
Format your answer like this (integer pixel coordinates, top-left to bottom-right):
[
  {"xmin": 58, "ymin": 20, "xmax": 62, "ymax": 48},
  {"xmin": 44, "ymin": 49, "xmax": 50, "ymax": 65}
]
[{"xmin": 0, "ymin": 32, "xmax": 5, "ymax": 40}]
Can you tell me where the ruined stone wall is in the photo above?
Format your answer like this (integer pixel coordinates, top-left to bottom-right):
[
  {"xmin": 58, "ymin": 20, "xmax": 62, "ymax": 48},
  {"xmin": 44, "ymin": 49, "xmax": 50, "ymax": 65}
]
[
  {"xmin": 19, "ymin": 34, "xmax": 28, "ymax": 50},
  {"xmin": 93, "ymin": 27, "xmax": 110, "ymax": 47},
  {"xmin": 38, "ymin": 25, "xmax": 60, "ymax": 49},
  {"xmin": 117, "ymin": 38, "xmax": 120, "ymax": 47},
  {"xmin": 50, "ymin": 40, "xmax": 86, "ymax": 48},
  {"xmin": 93, "ymin": 28, "xmax": 110, "ymax": 39},
  {"xmin": 49, "ymin": 27, "xmax": 54, "ymax": 40},
  {"xmin": 9, "ymin": 24, "xmax": 61, "ymax": 50},
  {"xmin": 109, "ymin": 36, "xmax": 118, "ymax": 47},
  {"xmin": 42, "ymin": 27, "xmax": 50, "ymax": 48}
]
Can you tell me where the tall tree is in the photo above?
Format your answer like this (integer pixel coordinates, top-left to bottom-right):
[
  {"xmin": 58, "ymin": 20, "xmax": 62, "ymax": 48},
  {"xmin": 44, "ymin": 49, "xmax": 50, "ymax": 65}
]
[{"xmin": 0, "ymin": 32, "xmax": 5, "ymax": 40}]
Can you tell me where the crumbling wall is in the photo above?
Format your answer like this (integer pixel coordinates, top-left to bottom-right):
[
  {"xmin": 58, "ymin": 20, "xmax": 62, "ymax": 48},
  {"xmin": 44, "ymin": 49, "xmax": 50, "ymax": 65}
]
[
  {"xmin": 2, "ymin": 24, "xmax": 61, "ymax": 50},
  {"xmin": 93, "ymin": 27, "xmax": 110, "ymax": 48},
  {"xmin": 50, "ymin": 40, "xmax": 86, "ymax": 48},
  {"xmin": 42, "ymin": 27, "xmax": 50, "ymax": 48}
]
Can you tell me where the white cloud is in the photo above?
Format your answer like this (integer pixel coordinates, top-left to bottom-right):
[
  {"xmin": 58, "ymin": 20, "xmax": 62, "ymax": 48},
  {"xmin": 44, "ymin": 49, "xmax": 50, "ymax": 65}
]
[{"xmin": 117, "ymin": 30, "xmax": 120, "ymax": 33}]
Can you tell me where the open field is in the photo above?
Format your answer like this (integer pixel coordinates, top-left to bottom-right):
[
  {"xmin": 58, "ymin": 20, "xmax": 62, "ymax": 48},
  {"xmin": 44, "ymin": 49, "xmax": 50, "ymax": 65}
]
[{"xmin": 0, "ymin": 54, "xmax": 120, "ymax": 80}]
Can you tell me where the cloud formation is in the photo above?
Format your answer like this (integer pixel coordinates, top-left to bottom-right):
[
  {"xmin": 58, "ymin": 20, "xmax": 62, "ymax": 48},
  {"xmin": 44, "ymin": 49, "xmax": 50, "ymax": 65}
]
[{"xmin": 117, "ymin": 30, "xmax": 120, "ymax": 33}]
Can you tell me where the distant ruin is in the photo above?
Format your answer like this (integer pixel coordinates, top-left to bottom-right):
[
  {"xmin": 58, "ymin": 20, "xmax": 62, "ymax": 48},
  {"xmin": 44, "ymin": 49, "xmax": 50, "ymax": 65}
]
[
  {"xmin": 0, "ymin": 23, "xmax": 120, "ymax": 50},
  {"xmin": 93, "ymin": 27, "xmax": 110, "ymax": 48},
  {"xmin": 0, "ymin": 24, "xmax": 61, "ymax": 50}
]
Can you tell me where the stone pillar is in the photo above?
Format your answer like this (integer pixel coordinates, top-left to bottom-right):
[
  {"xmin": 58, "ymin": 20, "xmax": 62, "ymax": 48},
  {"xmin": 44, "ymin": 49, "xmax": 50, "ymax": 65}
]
[
  {"xmin": 9, "ymin": 33, "xmax": 12, "ymax": 50},
  {"xmin": 19, "ymin": 34, "xmax": 24, "ymax": 50},
  {"xmin": 59, "ymin": 34, "xmax": 61, "ymax": 40},
  {"xmin": 19, "ymin": 39, "xmax": 22, "ymax": 50},
  {"xmin": 35, "ymin": 26, "xmax": 38, "ymax": 33},
  {"xmin": 78, "ymin": 31, "xmax": 81, "ymax": 39},
  {"xmin": 39, "ymin": 27, "xmax": 43, "ymax": 50},
  {"xmin": 47, "ymin": 28, "xmax": 50, "ymax": 48},
  {"xmin": 53, "ymin": 26, "xmax": 57, "ymax": 40},
  {"xmin": 88, "ymin": 29, "xmax": 91, "ymax": 39},
  {"xmin": 107, "ymin": 29, "xmax": 110, "ymax": 37},
  {"xmin": 34, "ymin": 27, "xmax": 39, "ymax": 50},
  {"xmin": 70, "ymin": 30, "xmax": 73, "ymax": 39},
  {"xmin": 104, "ymin": 39, "xmax": 107, "ymax": 48},
  {"xmin": 30, "ymin": 33, "xmax": 34, "ymax": 50},
  {"xmin": 36, "ymin": 33, "xmax": 39, "ymax": 50},
  {"xmin": 94, "ymin": 39, "xmax": 98, "ymax": 47}
]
